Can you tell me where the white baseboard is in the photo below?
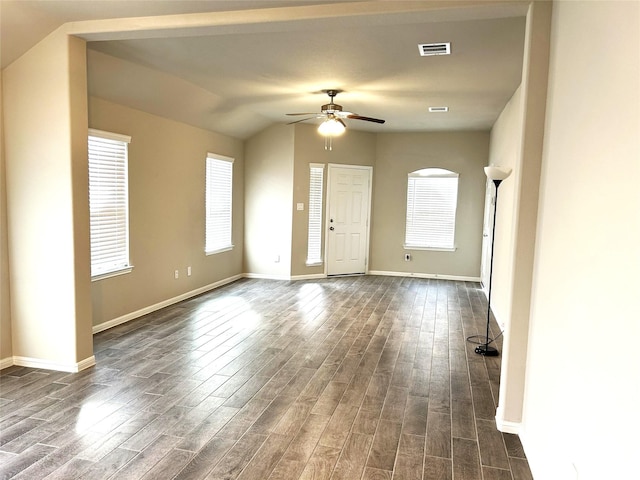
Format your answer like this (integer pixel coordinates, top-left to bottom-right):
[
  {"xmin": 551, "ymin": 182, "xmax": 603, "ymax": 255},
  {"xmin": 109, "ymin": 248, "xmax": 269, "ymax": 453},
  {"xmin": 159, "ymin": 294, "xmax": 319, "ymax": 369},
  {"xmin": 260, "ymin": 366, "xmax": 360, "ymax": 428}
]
[
  {"xmin": 290, "ymin": 273, "xmax": 326, "ymax": 280},
  {"xmin": 368, "ymin": 270, "xmax": 481, "ymax": 282},
  {"xmin": 92, "ymin": 274, "xmax": 243, "ymax": 334},
  {"xmin": 495, "ymin": 406, "xmax": 522, "ymax": 434},
  {"xmin": 12, "ymin": 354, "xmax": 96, "ymax": 373},
  {"xmin": 244, "ymin": 271, "xmax": 479, "ymax": 282},
  {"xmin": 243, "ymin": 271, "xmax": 480, "ymax": 283},
  {"xmin": 77, "ymin": 355, "xmax": 97, "ymax": 371},
  {"xmin": 0, "ymin": 356, "xmax": 13, "ymax": 370},
  {"xmin": 243, "ymin": 273, "xmax": 291, "ymax": 281}
]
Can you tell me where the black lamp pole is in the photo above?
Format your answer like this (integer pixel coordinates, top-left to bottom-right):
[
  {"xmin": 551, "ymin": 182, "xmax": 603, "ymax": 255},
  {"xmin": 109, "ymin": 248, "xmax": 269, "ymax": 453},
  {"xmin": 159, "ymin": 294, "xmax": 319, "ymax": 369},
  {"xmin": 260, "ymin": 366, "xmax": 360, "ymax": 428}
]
[{"xmin": 475, "ymin": 178, "xmax": 503, "ymax": 357}]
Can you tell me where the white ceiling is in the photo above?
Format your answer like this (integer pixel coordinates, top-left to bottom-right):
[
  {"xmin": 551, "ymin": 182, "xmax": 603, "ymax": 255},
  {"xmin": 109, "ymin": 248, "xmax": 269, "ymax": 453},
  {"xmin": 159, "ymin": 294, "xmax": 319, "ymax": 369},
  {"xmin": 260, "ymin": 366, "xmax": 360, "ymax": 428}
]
[{"xmin": 1, "ymin": 0, "xmax": 528, "ymax": 140}]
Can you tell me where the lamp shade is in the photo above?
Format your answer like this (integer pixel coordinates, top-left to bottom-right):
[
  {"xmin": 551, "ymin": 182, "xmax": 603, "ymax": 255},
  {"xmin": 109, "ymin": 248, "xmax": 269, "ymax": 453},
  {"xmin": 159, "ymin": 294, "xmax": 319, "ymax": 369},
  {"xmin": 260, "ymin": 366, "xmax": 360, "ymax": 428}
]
[
  {"xmin": 318, "ymin": 117, "xmax": 346, "ymax": 136},
  {"xmin": 484, "ymin": 166, "xmax": 512, "ymax": 181}
]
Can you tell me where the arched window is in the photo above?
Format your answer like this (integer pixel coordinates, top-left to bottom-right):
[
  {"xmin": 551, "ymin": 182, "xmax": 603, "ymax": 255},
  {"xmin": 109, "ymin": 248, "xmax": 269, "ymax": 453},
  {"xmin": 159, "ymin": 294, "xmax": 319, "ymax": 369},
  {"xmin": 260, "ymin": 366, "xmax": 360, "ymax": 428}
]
[{"xmin": 405, "ymin": 168, "xmax": 459, "ymax": 250}]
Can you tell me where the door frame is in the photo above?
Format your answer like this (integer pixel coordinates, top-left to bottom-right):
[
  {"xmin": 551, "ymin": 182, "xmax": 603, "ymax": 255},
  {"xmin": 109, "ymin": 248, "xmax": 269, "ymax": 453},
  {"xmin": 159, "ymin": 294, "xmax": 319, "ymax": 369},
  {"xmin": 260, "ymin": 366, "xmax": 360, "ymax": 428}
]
[
  {"xmin": 480, "ymin": 178, "xmax": 495, "ymax": 295},
  {"xmin": 324, "ymin": 163, "xmax": 373, "ymax": 276}
]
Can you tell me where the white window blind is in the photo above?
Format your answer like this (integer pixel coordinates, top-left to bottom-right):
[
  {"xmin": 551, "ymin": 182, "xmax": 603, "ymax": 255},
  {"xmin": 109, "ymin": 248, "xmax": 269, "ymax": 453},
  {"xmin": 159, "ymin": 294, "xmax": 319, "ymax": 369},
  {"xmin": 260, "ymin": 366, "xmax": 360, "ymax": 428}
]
[
  {"xmin": 307, "ymin": 164, "xmax": 325, "ymax": 265},
  {"xmin": 206, "ymin": 154, "xmax": 234, "ymax": 254},
  {"xmin": 88, "ymin": 129, "xmax": 132, "ymax": 279},
  {"xmin": 405, "ymin": 168, "xmax": 459, "ymax": 250}
]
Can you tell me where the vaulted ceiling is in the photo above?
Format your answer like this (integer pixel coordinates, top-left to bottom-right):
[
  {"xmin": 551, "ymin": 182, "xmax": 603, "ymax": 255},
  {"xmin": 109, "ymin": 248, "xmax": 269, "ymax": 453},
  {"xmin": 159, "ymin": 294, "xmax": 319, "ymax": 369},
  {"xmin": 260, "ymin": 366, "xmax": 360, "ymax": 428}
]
[{"xmin": 1, "ymin": 0, "xmax": 528, "ymax": 139}]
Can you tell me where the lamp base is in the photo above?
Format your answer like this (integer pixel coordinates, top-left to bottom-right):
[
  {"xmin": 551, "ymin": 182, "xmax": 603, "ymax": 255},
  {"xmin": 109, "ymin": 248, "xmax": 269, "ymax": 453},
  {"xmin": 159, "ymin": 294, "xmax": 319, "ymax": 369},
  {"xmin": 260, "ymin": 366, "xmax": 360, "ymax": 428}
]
[{"xmin": 475, "ymin": 344, "xmax": 499, "ymax": 357}]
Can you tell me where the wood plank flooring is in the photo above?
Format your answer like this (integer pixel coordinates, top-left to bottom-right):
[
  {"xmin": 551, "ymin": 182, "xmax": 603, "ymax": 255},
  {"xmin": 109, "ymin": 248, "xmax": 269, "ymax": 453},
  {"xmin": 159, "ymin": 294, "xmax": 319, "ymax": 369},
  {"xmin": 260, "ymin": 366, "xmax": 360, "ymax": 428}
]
[{"xmin": 0, "ymin": 276, "xmax": 533, "ymax": 479}]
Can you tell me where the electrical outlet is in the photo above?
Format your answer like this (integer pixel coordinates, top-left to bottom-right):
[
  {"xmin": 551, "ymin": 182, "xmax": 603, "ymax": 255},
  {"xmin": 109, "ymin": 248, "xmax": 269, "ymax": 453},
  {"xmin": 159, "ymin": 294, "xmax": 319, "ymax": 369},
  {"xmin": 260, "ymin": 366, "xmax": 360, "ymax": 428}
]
[
  {"xmin": 404, "ymin": 253, "xmax": 411, "ymax": 261},
  {"xmin": 174, "ymin": 270, "xmax": 179, "ymax": 279},
  {"xmin": 187, "ymin": 266, "xmax": 192, "ymax": 276},
  {"xmin": 274, "ymin": 254, "xmax": 280, "ymax": 263}
]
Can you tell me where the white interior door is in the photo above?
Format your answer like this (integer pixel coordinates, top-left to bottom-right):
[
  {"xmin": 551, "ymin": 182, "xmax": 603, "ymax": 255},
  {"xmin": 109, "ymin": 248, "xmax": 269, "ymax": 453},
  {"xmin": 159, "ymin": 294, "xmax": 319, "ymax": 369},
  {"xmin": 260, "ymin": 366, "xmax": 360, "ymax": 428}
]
[
  {"xmin": 326, "ymin": 165, "xmax": 372, "ymax": 276},
  {"xmin": 480, "ymin": 179, "xmax": 495, "ymax": 293}
]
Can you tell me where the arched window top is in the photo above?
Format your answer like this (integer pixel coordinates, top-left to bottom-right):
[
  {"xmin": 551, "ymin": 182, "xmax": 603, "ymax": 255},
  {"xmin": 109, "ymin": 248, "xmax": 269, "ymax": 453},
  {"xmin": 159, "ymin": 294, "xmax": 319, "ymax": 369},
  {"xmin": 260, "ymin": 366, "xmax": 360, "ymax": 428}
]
[
  {"xmin": 409, "ymin": 168, "xmax": 458, "ymax": 178},
  {"xmin": 405, "ymin": 167, "xmax": 459, "ymax": 251}
]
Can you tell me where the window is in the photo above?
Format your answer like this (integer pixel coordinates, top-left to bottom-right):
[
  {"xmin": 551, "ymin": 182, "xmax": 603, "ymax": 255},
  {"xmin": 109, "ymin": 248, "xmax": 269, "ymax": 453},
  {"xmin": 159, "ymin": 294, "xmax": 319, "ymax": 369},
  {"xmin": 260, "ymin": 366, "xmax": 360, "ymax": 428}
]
[
  {"xmin": 88, "ymin": 129, "xmax": 132, "ymax": 280},
  {"xmin": 405, "ymin": 168, "xmax": 459, "ymax": 251},
  {"xmin": 206, "ymin": 153, "xmax": 234, "ymax": 254},
  {"xmin": 307, "ymin": 163, "xmax": 325, "ymax": 265}
]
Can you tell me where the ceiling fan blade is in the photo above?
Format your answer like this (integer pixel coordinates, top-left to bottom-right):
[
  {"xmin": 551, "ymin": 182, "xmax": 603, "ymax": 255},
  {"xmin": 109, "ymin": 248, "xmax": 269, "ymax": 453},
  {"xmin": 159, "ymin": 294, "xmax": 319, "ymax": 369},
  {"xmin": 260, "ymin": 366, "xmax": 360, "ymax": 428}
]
[
  {"xmin": 286, "ymin": 112, "xmax": 319, "ymax": 116},
  {"xmin": 287, "ymin": 116, "xmax": 322, "ymax": 125},
  {"xmin": 346, "ymin": 114, "xmax": 385, "ymax": 124}
]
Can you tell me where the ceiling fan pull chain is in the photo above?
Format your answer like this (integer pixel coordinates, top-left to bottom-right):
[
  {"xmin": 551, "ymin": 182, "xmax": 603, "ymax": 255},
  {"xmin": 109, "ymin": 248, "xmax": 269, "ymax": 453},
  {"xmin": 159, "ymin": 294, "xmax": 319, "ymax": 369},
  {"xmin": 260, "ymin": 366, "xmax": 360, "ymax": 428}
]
[{"xmin": 325, "ymin": 136, "xmax": 333, "ymax": 151}]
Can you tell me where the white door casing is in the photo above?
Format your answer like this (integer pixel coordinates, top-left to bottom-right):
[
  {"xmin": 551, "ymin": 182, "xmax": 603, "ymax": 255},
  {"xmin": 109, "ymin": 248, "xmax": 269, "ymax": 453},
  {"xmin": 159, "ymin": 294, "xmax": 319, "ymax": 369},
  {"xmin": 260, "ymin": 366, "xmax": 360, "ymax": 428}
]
[
  {"xmin": 325, "ymin": 165, "xmax": 372, "ymax": 276},
  {"xmin": 480, "ymin": 178, "xmax": 495, "ymax": 293}
]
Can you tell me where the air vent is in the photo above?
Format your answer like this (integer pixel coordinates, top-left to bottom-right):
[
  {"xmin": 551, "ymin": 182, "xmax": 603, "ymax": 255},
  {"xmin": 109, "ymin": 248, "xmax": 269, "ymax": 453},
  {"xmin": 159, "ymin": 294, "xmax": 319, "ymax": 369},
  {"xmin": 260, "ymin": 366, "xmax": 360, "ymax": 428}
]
[
  {"xmin": 429, "ymin": 106, "xmax": 449, "ymax": 113},
  {"xmin": 418, "ymin": 42, "xmax": 451, "ymax": 56}
]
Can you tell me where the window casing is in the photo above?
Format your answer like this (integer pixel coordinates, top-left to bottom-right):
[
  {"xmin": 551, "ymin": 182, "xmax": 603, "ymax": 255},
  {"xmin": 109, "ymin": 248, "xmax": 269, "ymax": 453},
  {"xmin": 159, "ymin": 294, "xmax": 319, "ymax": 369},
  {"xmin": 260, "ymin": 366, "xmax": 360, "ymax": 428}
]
[
  {"xmin": 306, "ymin": 164, "xmax": 325, "ymax": 265},
  {"xmin": 88, "ymin": 129, "xmax": 133, "ymax": 280},
  {"xmin": 206, "ymin": 153, "xmax": 234, "ymax": 254},
  {"xmin": 405, "ymin": 168, "xmax": 459, "ymax": 251}
]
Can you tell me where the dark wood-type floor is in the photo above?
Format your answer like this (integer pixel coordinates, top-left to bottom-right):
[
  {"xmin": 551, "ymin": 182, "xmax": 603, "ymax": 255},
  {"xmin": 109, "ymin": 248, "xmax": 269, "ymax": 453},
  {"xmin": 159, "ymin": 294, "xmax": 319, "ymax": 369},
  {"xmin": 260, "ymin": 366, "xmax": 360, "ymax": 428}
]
[{"xmin": 0, "ymin": 276, "xmax": 533, "ymax": 480}]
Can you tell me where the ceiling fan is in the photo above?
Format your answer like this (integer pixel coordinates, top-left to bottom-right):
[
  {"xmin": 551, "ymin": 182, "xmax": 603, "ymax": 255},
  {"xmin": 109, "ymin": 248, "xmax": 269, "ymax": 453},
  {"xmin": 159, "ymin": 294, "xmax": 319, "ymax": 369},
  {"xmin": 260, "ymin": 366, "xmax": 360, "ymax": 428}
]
[{"xmin": 286, "ymin": 90, "xmax": 386, "ymax": 133}]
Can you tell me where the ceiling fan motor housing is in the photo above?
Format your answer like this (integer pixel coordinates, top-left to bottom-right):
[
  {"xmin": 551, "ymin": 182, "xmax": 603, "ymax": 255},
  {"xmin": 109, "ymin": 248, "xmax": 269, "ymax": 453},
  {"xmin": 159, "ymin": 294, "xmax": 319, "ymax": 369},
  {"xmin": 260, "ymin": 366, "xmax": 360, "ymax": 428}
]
[{"xmin": 321, "ymin": 103, "xmax": 342, "ymax": 114}]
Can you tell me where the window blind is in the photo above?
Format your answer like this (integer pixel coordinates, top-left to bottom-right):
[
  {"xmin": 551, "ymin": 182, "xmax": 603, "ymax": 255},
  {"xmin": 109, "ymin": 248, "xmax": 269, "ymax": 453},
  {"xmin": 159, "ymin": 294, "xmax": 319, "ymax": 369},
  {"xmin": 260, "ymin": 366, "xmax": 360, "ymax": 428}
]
[
  {"xmin": 206, "ymin": 154, "xmax": 234, "ymax": 254},
  {"xmin": 405, "ymin": 169, "xmax": 459, "ymax": 250},
  {"xmin": 88, "ymin": 129, "xmax": 132, "ymax": 278},
  {"xmin": 307, "ymin": 164, "xmax": 325, "ymax": 265}
]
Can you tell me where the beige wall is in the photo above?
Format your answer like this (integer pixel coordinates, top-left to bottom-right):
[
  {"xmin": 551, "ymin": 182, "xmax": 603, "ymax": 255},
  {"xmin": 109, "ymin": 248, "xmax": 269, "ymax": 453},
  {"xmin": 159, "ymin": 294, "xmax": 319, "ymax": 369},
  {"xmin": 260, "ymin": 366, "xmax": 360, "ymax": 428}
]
[
  {"xmin": 244, "ymin": 123, "xmax": 294, "ymax": 278},
  {"xmin": 0, "ymin": 69, "xmax": 12, "ymax": 363},
  {"xmin": 89, "ymin": 97, "xmax": 244, "ymax": 328},
  {"xmin": 370, "ymin": 132, "xmax": 489, "ymax": 278},
  {"xmin": 250, "ymin": 125, "xmax": 487, "ymax": 280},
  {"xmin": 254, "ymin": 125, "xmax": 487, "ymax": 280},
  {"xmin": 486, "ymin": 0, "xmax": 550, "ymax": 435},
  {"xmin": 498, "ymin": 0, "xmax": 550, "ymax": 429},
  {"xmin": 291, "ymin": 123, "xmax": 376, "ymax": 277},
  {"xmin": 3, "ymin": 29, "xmax": 93, "ymax": 369},
  {"xmin": 522, "ymin": 1, "xmax": 640, "ymax": 478},
  {"xmin": 487, "ymin": 86, "xmax": 522, "ymax": 326}
]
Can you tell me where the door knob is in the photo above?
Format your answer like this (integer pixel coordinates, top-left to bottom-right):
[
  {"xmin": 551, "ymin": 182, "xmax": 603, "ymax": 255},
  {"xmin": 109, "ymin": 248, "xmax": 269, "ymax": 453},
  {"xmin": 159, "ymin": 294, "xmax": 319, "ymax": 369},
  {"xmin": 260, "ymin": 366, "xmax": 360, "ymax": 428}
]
[{"xmin": 329, "ymin": 226, "xmax": 335, "ymax": 231}]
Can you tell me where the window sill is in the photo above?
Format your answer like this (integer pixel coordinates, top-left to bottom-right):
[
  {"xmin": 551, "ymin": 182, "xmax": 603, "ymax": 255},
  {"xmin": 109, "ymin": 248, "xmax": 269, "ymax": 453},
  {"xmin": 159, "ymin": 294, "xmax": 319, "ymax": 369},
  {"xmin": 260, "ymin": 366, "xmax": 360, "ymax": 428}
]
[
  {"xmin": 306, "ymin": 260, "xmax": 323, "ymax": 267},
  {"xmin": 206, "ymin": 245, "xmax": 234, "ymax": 256},
  {"xmin": 92, "ymin": 266, "xmax": 134, "ymax": 282},
  {"xmin": 403, "ymin": 244, "xmax": 457, "ymax": 252}
]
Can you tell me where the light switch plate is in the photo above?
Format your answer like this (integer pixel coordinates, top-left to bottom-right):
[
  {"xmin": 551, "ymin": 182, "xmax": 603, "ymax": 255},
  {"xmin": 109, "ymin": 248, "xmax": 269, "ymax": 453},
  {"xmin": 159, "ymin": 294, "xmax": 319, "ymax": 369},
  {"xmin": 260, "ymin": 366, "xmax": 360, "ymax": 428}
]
[{"xmin": 296, "ymin": 203, "xmax": 304, "ymax": 211}]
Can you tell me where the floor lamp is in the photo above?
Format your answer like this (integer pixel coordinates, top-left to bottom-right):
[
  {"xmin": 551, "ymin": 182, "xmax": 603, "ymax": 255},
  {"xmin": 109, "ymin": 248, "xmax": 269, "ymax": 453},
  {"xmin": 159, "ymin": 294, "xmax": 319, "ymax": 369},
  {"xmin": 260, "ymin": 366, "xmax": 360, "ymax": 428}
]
[{"xmin": 475, "ymin": 166, "xmax": 512, "ymax": 357}]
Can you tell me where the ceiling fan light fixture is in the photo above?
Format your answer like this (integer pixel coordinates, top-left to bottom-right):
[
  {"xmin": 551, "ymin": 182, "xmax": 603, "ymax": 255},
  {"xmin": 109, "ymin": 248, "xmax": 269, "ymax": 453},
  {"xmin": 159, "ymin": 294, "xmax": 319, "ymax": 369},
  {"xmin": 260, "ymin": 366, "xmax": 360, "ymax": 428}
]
[{"xmin": 318, "ymin": 117, "xmax": 346, "ymax": 136}]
